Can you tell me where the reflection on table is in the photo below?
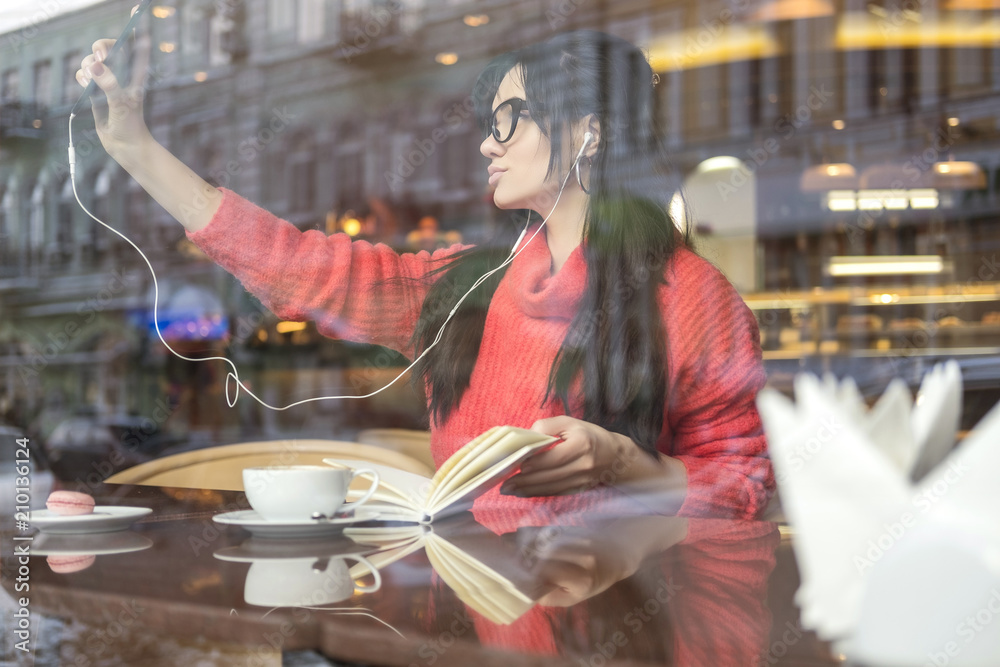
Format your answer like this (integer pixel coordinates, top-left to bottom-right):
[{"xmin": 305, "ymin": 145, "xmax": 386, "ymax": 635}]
[{"xmin": 0, "ymin": 482, "xmax": 838, "ymax": 666}]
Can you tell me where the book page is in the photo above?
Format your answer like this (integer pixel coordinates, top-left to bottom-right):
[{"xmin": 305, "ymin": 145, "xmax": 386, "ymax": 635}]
[
  {"xmin": 425, "ymin": 533, "xmax": 534, "ymax": 625},
  {"xmin": 427, "ymin": 428, "xmax": 555, "ymax": 510},
  {"xmin": 426, "ymin": 439, "xmax": 555, "ymax": 517}
]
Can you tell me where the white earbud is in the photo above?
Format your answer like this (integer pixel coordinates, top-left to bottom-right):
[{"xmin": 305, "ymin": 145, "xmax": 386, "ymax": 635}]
[{"xmin": 573, "ymin": 132, "xmax": 594, "ymax": 165}]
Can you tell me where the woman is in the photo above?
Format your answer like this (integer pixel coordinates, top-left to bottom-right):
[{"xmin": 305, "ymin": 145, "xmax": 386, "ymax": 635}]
[{"xmin": 77, "ymin": 29, "xmax": 772, "ymax": 519}]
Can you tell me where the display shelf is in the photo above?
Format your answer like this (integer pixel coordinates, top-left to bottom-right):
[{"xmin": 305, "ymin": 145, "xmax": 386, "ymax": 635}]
[{"xmin": 745, "ymin": 282, "xmax": 1000, "ymax": 360}]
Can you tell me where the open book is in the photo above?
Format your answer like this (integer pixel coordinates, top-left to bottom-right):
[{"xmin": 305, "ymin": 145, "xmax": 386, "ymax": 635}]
[
  {"xmin": 324, "ymin": 426, "xmax": 558, "ymax": 523},
  {"xmin": 344, "ymin": 517, "xmax": 548, "ymax": 625}
]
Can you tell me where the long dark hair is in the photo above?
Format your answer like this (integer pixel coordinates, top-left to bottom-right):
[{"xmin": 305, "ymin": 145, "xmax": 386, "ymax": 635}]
[{"xmin": 411, "ymin": 30, "xmax": 687, "ymax": 455}]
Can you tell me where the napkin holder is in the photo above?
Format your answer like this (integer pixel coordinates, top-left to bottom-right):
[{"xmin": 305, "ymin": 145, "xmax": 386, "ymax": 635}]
[{"xmin": 758, "ymin": 361, "xmax": 1000, "ymax": 667}]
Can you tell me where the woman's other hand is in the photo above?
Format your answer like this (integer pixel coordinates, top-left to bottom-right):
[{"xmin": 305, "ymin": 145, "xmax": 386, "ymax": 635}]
[
  {"xmin": 76, "ymin": 31, "xmax": 153, "ymax": 160},
  {"xmin": 502, "ymin": 415, "xmax": 639, "ymax": 496}
]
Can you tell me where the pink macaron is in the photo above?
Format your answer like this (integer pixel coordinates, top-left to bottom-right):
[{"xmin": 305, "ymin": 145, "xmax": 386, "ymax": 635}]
[
  {"xmin": 46, "ymin": 491, "xmax": 96, "ymax": 516},
  {"xmin": 46, "ymin": 554, "xmax": 96, "ymax": 574}
]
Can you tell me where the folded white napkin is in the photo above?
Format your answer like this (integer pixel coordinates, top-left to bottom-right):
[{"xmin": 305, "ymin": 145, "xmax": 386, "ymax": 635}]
[{"xmin": 758, "ymin": 361, "xmax": 1000, "ymax": 666}]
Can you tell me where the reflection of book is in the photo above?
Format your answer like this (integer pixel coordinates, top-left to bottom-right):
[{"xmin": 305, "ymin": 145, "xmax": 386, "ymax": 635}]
[
  {"xmin": 325, "ymin": 426, "xmax": 557, "ymax": 523},
  {"xmin": 346, "ymin": 518, "xmax": 546, "ymax": 625}
]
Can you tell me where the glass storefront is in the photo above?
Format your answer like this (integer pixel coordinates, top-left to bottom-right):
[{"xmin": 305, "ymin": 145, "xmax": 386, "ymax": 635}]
[{"xmin": 2, "ymin": 0, "xmax": 999, "ymax": 483}]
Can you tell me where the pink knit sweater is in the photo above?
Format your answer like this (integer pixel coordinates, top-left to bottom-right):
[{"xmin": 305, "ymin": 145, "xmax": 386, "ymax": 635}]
[{"xmin": 187, "ymin": 189, "xmax": 774, "ymax": 519}]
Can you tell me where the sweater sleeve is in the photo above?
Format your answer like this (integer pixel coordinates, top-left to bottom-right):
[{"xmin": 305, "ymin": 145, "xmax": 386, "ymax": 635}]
[
  {"xmin": 185, "ymin": 188, "xmax": 467, "ymax": 357},
  {"xmin": 663, "ymin": 252, "xmax": 775, "ymax": 520}
]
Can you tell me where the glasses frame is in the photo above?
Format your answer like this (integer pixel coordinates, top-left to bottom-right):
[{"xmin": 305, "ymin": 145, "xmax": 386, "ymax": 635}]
[{"xmin": 489, "ymin": 97, "xmax": 529, "ymax": 144}]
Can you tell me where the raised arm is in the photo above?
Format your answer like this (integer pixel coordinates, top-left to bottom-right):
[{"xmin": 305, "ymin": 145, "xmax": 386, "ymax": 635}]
[{"xmin": 78, "ymin": 37, "xmax": 222, "ymax": 232}]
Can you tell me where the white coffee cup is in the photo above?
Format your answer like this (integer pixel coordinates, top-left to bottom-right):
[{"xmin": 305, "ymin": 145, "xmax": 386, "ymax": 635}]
[
  {"xmin": 242, "ymin": 465, "xmax": 380, "ymax": 522},
  {"xmin": 244, "ymin": 554, "xmax": 381, "ymax": 607}
]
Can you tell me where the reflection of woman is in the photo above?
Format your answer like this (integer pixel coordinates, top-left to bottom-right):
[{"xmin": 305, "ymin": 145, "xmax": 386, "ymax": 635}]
[
  {"xmin": 425, "ymin": 512, "xmax": 778, "ymax": 667},
  {"xmin": 78, "ymin": 29, "xmax": 771, "ymax": 517}
]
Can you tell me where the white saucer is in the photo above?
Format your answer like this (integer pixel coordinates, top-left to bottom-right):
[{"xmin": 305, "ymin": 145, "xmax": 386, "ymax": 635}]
[
  {"xmin": 214, "ymin": 536, "xmax": 370, "ymax": 562},
  {"xmin": 212, "ymin": 509, "xmax": 381, "ymax": 539},
  {"xmin": 32, "ymin": 531, "xmax": 153, "ymax": 556},
  {"xmin": 28, "ymin": 507, "xmax": 153, "ymax": 534}
]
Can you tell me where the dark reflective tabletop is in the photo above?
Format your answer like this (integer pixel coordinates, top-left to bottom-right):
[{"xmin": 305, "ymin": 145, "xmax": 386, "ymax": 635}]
[{"xmin": 2, "ymin": 484, "xmax": 840, "ymax": 666}]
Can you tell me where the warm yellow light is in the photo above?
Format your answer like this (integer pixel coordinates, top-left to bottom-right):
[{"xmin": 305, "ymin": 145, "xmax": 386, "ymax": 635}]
[
  {"xmin": 342, "ymin": 218, "xmax": 362, "ymax": 236},
  {"xmin": 463, "ymin": 14, "xmax": 489, "ymax": 27},
  {"xmin": 276, "ymin": 321, "xmax": 307, "ymax": 334},
  {"xmin": 698, "ymin": 156, "xmax": 744, "ymax": 173},
  {"xmin": 826, "ymin": 190, "xmax": 857, "ymax": 211},
  {"xmin": 936, "ymin": 163, "xmax": 951, "ymax": 173},
  {"xmin": 159, "ymin": 42, "xmax": 176, "ymax": 53},
  {"xmin": 910, "ymin": 189, "xmax": 940, "ymax": 209},
  {"xmin": 257, "ymin": 329, "xmax": 268, "ymax": 342},
  {"xmin": 435, "ymin": 52, "xmax": 459, "ymax": 65},
  {"xmin": 648, "ymin": 26, "xmax": 778, "ymax": 72},
  {"xmin": 194, "ymin": 71, "xmax": 208, "ymax": 82},
  {"xmin": 828, "ymin": 256, "xmax": 945, "ymax": 277},
  {"xmin": 152, "ymin": 6, "xmax": 176, "ymax": 18},
  {"xmin": 857, "ymin": 190, "xmax": 886, "ymax": 210},
  {"xmin": 832, "ymin": 119, "xmax": 845, "ymax": 130},
  {"xmin": 837, "ymin": 12, "xmax": 1000, "ymax": 50},
  {"xmin": 826, "ymin": 165, "xmax": 841, "ymax": 175},
  {"xmin": 947, "ymin": 117, "xmax": 960, "ymax": 126},
  {"xmin": 877, "ymin": 293, "xmax": 899, "ymax": 304}
]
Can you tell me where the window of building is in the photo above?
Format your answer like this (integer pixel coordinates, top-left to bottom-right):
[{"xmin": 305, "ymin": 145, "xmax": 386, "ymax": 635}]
[
  {"xmin": 29, "ymin": 181, "xmax": 46, "ymax": 262},
  {"xmin": 87, "ymin": 167, "xmax": 113, "ymax": 264},
  {"xmin": 298, "ymin": 0, "xmax": 325, "ymax": 44},
  {"xmin": 2, "ymin": 68, "xmax": 19, "ymax": 102},
  {"xmin": 288, "ymin": 134, "xmax": 316, "ymax": 213},
  {"xmin": 268, "ymin": 0, "xmax": 294, "ymax": 32},
  {"xmin": 62, "ymin": 51, "xmax": 80, "ymax": 104},
  {"xmin": 33, "ymin": 60, "xmax": 51, "ymax": 106},
  {"xmin": 0, "ymin": 187, "xmax": 8, "ymax": 270},
  {"xmin": 56, "ymin": 178, "xmax": 74, "ymax": 261},
  {"xmin": 209, "ymin": 12, "xmax": 234, "ymax": 67},
  {"xmin": 183, "ymin": 6, "xmax": 211, "ymax": 57}
]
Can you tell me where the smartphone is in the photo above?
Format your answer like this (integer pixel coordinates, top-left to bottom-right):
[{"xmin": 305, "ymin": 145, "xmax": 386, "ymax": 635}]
[{"xmin": 70, "ymin": 0, "xmax": 154, "ymax": 115}]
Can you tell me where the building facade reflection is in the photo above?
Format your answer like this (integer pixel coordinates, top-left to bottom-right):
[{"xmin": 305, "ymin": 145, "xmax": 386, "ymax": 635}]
[{"xmin": 2, "ymin": 0, "xmax": 999, "ymax": 481}]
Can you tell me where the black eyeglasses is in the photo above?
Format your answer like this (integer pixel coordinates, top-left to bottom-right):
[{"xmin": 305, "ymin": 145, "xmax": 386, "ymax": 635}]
[{"xmin": 488, "ymin": 97, "xmax": 529, "ymax": 143}]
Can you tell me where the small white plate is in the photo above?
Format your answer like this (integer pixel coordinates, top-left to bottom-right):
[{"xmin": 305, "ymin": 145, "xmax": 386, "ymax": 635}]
[
  {"xmin": 28, "ymin": 507, "xmax": 153, "ymax": 534},
  {"xmin": 212, "ymin": 509, "xmax": 381, "ymax": 539},
  {"xmin": 32, "ymin": 531, "xmax": 154, "ymax": 556}
]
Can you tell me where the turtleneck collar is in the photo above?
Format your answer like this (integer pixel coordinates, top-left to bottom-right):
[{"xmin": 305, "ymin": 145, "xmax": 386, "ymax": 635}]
[{"xmin": 503, "ymin": 226, "xmax": 586, "ymax": 321}]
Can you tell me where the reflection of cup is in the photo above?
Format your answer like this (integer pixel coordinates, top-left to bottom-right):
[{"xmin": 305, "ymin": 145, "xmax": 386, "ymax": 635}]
[
  {"xmin": 243, "ymin": 554, "xmax": 381, "ymax": 607},
  {"xmin": 243, "ymin": 465, "xmax": 380, "ymax": 522}
]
